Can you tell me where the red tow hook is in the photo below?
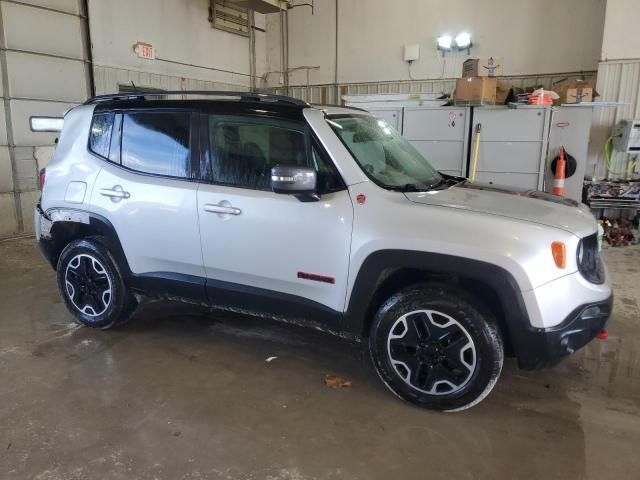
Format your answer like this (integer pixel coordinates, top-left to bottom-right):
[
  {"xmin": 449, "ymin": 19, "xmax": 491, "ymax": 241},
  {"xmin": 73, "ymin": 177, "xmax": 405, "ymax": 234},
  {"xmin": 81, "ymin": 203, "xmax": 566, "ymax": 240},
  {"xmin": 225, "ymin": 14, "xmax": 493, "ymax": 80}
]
[{"xmin": 596, "ymin": 329, "xmax": 609, "ymax": 340}]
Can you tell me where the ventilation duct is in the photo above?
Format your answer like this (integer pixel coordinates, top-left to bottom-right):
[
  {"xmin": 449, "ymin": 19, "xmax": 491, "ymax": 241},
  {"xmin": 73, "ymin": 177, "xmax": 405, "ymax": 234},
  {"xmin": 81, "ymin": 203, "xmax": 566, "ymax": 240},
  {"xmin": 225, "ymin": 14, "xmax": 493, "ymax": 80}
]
[{"xmin": 226, "ymin": 0, "xmax": 288, "ymax": 14}]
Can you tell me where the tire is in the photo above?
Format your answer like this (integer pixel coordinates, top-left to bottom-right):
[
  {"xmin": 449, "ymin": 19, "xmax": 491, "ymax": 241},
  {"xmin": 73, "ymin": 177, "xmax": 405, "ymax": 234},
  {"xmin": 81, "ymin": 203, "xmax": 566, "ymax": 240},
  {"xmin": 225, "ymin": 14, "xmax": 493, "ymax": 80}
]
[
  {"xmin": 369, "ymin": 283, "xmax": 503, "ymax": 412},
  {"xmin": 56, "ymin": 237, "xmax": 137, "ymax": 329}
]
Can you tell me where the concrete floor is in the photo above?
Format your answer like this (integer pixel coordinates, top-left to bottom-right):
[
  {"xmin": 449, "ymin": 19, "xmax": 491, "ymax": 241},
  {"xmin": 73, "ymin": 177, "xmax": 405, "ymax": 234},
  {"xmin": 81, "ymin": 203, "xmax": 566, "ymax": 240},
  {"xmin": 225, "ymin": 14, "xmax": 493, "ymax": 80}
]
[{"xmin": 0, "ymin": 238, "xmax": 639, "ymax": 480}]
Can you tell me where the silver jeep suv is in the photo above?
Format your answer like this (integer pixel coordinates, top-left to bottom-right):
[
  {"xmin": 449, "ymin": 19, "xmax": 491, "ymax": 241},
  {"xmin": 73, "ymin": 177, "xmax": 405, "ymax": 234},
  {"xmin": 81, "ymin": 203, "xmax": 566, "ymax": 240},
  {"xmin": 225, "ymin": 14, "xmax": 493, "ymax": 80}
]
[{"xmin": 34, "ymin": 91, "xmax": 612, "ymax": 411}]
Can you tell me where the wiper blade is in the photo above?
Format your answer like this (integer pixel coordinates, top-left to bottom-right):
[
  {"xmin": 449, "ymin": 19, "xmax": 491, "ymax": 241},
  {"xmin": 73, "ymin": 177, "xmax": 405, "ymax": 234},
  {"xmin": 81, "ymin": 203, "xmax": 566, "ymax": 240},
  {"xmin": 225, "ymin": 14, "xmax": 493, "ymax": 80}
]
[
  {"xmin": 427, "ymin": 177, "xmax": 466, "ymax": 190},
  {"xmin": 387, "ymin": 183, "xmax": 427, "ymax": 192}
]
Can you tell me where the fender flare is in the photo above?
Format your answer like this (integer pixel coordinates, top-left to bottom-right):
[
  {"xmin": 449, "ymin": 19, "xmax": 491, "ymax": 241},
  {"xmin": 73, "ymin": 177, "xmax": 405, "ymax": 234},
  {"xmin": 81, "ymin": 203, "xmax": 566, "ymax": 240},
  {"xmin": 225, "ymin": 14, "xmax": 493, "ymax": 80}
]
[
  {"xmin": 342, "ymin": 249, "xmax": 532, "ymax": 350},
  {"xmin": 42, "ymin": 208, "xmax": 131, "ymax": 277}
]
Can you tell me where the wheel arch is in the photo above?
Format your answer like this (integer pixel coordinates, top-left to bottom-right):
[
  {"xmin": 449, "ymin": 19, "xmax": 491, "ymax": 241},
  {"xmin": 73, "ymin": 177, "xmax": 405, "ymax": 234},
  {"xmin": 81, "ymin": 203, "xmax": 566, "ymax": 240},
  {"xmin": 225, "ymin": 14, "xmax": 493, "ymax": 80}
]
[
  {"xmin": 344, "ymin": 250, "xmax": 531, "ymax": 355},
  {"xmin": 43, "ymin": 211, "xmax": 131, "ymax": 278}
]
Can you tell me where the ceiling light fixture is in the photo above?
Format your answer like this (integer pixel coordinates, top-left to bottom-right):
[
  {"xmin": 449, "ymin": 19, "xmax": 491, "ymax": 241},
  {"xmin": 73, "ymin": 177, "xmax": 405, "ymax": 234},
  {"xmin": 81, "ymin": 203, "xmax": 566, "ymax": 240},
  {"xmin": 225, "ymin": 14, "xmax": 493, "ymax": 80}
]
[
  {"xmin": 437, "ymin": 34, "xmax": 453, "ymax": 51},
  {"xmin": 455, "ymin": 32, "xmax": 472, "ymax": 50}
]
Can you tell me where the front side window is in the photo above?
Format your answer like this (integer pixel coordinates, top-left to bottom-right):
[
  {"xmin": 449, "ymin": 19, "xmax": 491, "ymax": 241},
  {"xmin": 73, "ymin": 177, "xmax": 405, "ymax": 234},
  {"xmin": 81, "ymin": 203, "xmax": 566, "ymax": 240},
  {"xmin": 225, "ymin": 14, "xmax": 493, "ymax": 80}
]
[
  {"xmin": 208, "ymin": 115, "xmax": 342, "ymax": 192},
  {"xmin": 327, "ymin": 115, "xmax": 442, "ymax": 190},
  {"xmin": 121, "ymin": 112, "xmax": 191, "ymax": 178},
  {"xmin": 89, "ymin": 112, "xmax": 114, "ymax": 158}
]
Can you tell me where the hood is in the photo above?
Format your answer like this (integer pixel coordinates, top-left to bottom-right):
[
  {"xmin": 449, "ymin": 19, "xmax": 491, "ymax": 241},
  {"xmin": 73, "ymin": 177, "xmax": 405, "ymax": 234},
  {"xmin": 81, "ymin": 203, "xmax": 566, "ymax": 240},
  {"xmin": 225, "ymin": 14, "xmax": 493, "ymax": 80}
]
[{"xmin": 404, "ymin": 182, "xmax": 597, "ymax": 237}]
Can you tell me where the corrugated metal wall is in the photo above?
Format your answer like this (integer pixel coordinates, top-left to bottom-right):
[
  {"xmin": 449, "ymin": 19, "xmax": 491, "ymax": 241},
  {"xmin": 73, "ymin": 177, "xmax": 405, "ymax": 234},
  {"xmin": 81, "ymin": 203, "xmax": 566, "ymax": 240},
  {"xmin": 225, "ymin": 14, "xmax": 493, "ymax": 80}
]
[
  {"xmin": 590, "ymin": 60, "xmax": 640, "ymax": 180},
  {"xmin": 270, "ymin": 71, "xmax": 597, "ymax": 105},
  {"xmin": 93, "ymin": 65, "xmax": 248, "ymax": 95},
  {"xmin": 0, "ymin": 0, "xmax": 90, "ymax": 237}
]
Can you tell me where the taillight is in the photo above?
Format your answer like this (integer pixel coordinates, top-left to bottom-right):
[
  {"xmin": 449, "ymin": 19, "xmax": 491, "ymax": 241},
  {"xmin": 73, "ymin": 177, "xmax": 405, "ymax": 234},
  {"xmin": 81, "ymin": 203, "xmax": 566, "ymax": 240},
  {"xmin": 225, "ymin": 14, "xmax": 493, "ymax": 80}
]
[{"xmin": 39, "ymin": 168, "xmax": 46, "ymax": 189}]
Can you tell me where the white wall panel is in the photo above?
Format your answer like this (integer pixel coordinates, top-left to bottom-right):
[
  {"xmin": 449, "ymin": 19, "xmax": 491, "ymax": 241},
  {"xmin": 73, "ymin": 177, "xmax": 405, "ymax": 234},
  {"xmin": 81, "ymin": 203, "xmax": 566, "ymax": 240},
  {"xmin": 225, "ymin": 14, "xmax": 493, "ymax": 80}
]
[
  {"xmin": 6, "ymin": 51, "xmax": 88, "ymax": 102},
  {"xmin": 16, "ymin": 0, "xmax": 79, "ymax": 14},
  {"xmin": 10, "ymin": 99, "xmax": 77, "ymax": 146},
  {"xmin": 2, "ymin": 1, "xmax": 84, "ymax": 59}
]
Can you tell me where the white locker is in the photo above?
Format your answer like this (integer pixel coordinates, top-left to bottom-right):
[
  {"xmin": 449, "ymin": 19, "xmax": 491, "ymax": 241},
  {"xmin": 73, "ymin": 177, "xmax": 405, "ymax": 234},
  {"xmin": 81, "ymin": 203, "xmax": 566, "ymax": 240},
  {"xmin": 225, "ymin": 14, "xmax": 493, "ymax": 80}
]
[{"xmin": 402, "ymin": 107, "xmax": 470, "ymax": 176}]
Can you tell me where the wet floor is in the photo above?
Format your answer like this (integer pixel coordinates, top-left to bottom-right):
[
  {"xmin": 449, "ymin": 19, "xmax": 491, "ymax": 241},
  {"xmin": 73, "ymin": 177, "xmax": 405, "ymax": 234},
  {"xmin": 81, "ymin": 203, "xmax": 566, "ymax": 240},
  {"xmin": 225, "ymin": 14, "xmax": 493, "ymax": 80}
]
[{"xmin": 0, "ymin": 237, "xmax": 639, "ymax": 480}]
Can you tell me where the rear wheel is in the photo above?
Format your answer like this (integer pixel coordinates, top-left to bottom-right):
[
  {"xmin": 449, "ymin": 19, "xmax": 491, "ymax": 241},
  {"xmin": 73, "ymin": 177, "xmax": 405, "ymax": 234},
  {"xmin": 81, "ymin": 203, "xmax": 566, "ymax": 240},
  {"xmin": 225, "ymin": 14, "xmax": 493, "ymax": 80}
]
[
  {"xmin": 56, "ymin": 238, "xmax": 137, "ymax": 329},
  {"xmin": 369, "ymin": 284, "xmax": 503, "ymax": 411}
]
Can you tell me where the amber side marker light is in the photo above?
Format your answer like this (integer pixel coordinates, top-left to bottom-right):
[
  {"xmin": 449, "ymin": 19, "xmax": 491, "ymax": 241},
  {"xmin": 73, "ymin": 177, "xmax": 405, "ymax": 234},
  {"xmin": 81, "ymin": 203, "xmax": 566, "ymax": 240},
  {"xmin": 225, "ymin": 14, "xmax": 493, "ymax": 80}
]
[{"xmin": 551, "ymin": 241, "xmax": 566, "ymax": 269}]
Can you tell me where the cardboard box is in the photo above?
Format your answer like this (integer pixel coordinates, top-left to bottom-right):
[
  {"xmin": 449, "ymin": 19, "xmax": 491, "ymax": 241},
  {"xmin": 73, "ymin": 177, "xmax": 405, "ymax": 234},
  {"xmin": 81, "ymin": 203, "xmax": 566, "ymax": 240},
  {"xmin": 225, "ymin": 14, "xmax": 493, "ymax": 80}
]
[
  {"xmin": 462, "ymin": 57, "xmax": 504, "ymax": 77},
  {"xmin": 495, "ymin": 80, "xmax": 511, "ymax": 105},
  {"xmin": 553, "ymin": 79, "xmax": 595, "ymax": 104},
  {"xmin": 454, "ymin": 77, "xmax": 497, "ymax": 105}
]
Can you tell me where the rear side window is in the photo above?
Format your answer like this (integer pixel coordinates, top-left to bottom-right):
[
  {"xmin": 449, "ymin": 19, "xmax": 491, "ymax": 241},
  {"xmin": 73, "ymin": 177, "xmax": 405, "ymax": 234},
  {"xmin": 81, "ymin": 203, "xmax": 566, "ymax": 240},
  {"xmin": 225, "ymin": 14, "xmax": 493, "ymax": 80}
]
[
  {"xmin": 121, "ymin": 112, "xmax": 191, "ymax": 178},
  {"xmin": 89, "ymin": 112, "xmax": 114, "ymax": 158}
]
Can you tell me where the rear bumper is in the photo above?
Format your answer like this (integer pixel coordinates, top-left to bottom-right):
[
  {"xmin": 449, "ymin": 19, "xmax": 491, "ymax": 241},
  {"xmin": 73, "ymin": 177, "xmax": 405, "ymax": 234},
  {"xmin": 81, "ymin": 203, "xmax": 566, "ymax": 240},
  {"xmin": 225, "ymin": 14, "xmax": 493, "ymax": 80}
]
[
  {"xmin": 513, "ymin": 295, "xmax": 613, "ymax": 370},
  {"xmin": 35, "ymin": 205, "xmax": 56, "ymax": 270}
]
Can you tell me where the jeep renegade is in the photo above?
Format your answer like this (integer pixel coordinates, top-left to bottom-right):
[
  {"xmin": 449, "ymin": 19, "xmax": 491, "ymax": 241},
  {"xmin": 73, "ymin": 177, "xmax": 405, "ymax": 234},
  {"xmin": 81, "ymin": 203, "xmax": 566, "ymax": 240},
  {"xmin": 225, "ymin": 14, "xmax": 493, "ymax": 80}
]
[{"xmin": 34, "ymin": 92, "xmax": 612, "ymax": 411}]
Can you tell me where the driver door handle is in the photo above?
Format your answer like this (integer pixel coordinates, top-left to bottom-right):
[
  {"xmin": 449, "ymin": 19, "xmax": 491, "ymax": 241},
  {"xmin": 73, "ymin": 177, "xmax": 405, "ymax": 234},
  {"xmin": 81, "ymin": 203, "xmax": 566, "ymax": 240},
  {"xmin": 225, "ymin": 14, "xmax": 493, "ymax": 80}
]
[{"xmin": 203, "ymin": 202, "xmax": 242, "ymax": 216}]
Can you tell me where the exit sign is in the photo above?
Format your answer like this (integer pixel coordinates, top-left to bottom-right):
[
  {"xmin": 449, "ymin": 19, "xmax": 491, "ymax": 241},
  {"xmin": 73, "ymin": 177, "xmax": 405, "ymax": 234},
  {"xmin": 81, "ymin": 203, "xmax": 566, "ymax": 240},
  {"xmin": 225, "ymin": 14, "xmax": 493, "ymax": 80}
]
[{"xmin": 135, "ymin": 42, "xmax": 155, "ymax": 60}]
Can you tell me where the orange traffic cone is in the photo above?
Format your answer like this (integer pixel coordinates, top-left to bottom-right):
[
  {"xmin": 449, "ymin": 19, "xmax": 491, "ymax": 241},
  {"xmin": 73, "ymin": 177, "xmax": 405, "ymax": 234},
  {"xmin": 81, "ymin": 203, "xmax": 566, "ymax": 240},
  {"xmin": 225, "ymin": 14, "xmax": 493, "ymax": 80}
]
[{"xmin": 552, "ymin": 146, "xmax": 566, "ymax": 196}]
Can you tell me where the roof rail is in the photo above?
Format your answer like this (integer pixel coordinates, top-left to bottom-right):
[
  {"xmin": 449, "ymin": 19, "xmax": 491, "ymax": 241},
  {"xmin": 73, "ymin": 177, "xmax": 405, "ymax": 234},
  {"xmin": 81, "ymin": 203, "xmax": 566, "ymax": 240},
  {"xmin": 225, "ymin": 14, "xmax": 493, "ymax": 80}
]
[
  {"xmin": 84, "ymin": 90, "xmax": 309, "ymax": 107},
  {"xmin": 310, "ymin": 103, "xmax": 370, "ymax": 113}
]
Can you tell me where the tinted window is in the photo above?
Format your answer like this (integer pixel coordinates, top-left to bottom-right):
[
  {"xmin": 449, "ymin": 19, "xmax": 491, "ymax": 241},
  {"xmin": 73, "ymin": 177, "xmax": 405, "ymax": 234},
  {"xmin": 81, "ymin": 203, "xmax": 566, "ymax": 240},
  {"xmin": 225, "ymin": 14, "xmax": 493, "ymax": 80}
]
[
  {"xmin": 209, "ymin": 116, "xmax": 343, "ymax": 192},
  {"xmin": 121, "ymin": 112, "xmax": 191, "ymax": 178},
  {"xmin": 89, "ymin": 112, "xmax": 114, "ymax": 158}
]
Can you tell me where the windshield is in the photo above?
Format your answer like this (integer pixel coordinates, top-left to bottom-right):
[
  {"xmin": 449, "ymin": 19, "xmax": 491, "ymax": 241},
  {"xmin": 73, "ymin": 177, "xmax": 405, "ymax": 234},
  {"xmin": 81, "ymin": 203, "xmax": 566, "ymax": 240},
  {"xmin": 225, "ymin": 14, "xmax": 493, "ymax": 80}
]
[{"xmin": 327, "ymin": 114, "xmax": 442, "ymax": 190}]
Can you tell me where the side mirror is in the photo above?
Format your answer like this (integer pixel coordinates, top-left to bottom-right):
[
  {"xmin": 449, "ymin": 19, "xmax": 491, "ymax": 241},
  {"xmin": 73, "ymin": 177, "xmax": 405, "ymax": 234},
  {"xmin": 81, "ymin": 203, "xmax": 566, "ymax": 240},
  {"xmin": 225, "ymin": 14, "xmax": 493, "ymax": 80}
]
[{"xmin": 271, "ymin": 165, "xmax": 317, "ymax": 195}]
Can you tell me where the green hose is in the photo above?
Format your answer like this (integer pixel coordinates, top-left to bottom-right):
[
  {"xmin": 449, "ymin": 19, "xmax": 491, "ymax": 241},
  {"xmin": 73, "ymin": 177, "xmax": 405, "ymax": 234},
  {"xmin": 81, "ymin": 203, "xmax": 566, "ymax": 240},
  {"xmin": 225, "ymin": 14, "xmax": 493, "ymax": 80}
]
[{"xmin": 605, "ymin": 135, "xmax": 638, "ymax": 176}]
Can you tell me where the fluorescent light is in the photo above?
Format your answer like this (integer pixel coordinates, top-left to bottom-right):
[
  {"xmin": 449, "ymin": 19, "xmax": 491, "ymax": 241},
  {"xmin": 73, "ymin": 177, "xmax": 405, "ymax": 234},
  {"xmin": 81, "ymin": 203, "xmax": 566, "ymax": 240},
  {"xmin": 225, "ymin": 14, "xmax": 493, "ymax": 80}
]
[
  {"xmin": 437, "ymin": 35, "xmax": 452, "ymax": 50},
  {"xmin": 455, "ymin": 32, "xmax": 472, "ymax": 49},
  {"xmin": 30, "ymin": 116, "xmax": 63, "ymax": 132}
]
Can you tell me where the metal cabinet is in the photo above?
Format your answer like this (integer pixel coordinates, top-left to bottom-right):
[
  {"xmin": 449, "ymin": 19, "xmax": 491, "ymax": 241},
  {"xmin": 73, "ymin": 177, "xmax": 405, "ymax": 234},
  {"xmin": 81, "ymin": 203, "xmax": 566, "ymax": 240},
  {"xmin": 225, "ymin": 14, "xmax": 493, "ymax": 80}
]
[
  {"xmin": 367, "ymin": 107, "xmax": 403, "ymax": 132},
  {"xmin": 544, "ymin": 107, "xmax": 592, "ymax": 202},
  {"xmin": 402, "ymin": 107, "xmax": 470, "ymax": 176},
  {"xmin": 471, "ymin": 106, "xmax": 551, "ymax": 190}
]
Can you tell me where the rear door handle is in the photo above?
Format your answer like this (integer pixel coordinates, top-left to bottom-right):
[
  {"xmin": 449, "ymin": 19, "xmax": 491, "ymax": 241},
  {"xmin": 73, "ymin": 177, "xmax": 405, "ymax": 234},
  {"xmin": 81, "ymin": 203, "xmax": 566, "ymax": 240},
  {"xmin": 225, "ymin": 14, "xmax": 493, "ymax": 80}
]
[
  {"xmin": 203, "ymin": 202, "xmax": 241, "ymax": 216},
  {"xmin": 99, "ymin": 185, "xmax": 130, "ymax": 202}
]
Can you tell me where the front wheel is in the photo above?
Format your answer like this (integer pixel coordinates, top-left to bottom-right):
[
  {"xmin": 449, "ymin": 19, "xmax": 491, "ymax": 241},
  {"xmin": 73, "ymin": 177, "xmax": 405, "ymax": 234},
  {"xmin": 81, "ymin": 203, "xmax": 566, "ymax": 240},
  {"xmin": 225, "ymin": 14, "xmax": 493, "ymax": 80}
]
[
  {"xmin": 369, "ymin": 284, "xmax": 503, "ymax": 412},
  {"xmin": 56, "ymin": 237, "xmax": 137, "ymax": 329}
]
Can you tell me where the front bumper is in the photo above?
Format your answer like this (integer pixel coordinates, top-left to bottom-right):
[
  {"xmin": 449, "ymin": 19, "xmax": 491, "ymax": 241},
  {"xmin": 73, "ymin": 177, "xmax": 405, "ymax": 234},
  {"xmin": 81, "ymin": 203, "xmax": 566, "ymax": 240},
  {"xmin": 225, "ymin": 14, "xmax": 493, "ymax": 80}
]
[{"xmin": 513, "ymin": 295, "xmax": 613, "ymax": 370}]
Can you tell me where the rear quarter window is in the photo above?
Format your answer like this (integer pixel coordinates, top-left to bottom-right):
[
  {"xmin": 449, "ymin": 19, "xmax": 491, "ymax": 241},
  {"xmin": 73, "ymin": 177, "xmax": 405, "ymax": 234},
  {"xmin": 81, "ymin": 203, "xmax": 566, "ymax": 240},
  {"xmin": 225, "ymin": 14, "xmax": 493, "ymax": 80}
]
[{"xmin": 88, "ymin": 112, "xmax": 115, "ymax": 158}]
